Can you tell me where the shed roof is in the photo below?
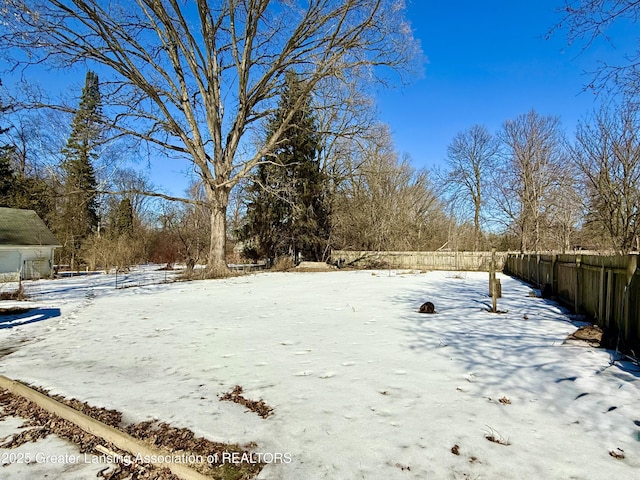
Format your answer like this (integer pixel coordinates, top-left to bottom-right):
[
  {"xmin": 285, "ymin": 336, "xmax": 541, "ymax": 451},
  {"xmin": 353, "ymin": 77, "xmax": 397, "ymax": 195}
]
[{"xmin": 0, "ymin": 207, "xmax": 61, "ymax": 247}]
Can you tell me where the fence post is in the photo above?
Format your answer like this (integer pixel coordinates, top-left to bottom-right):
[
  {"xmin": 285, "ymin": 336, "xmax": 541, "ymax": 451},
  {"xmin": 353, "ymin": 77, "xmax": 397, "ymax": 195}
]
[
  {"xmin": 489, "ymin": 248, "xmax": 498, "ymax": 313},
  {"xmin": 575, "ymin": 255, "xmax": 582, "ymax": 313},
  {"xmin": 598, "ymin": 265, "xmax": 606, "ymax": 324},
  {"xmin": 550, "ymin": 254, "xmax": 557, "ymax": 294},
  {"xmin": 624, "ymin": 255, "xmax": 638, "ymax": 343},
  {"xmin": 625, "ymin": 254, "xmax": 637, "ymax": 286},
  {"xmin": 626, "ymin": 256, "xmax": 640, "ymax": 351},
  {"xmin": 606, "ymin": 270, "xmax": 614, "ymax": 329}
]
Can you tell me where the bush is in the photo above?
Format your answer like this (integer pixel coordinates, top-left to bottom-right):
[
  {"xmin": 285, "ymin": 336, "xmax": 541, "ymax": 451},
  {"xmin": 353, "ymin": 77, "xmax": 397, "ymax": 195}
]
[
  {"xmin": 271, "ymin": 256, "xmax": 295, "ymax": 271},
  {"xmin": 0, "ymin": 283, "xmax": 27, "ymax": 301}
]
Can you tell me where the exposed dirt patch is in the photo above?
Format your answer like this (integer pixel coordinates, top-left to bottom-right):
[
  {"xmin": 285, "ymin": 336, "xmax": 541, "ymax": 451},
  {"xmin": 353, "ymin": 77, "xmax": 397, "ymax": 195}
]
[{"xmin": 220, "ymin": 385, "xmax": 274, "ymax": 419}]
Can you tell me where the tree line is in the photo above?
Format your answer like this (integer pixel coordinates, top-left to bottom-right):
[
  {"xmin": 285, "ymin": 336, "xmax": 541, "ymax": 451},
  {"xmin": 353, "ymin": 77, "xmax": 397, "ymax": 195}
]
[
  {"xmin": 3, "ymin": 70, "xmax": 640, "ymax": 275},
  {"xmin": 440, "ymin": 105, "xmax": 640, "ymax": 254},
  {"xmin": 1, "ymin": 1, "xmax": 639, "ymax": 275}
]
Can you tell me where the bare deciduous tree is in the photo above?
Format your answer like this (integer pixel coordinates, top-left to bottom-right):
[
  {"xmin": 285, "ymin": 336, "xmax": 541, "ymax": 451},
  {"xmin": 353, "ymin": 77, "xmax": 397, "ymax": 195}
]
[
  {"xmin": 332, "ymin": 124, "xmax": 444, "ymax": 251},
  {"xmin": 443, "ymin": 124, "xmax": 498, "ymax": 251},
  {"xmin": 542, "ymin": 161, "xmax": 583, "ymax": 252},
  {"xmin": 156, "ymin": 191, "xmax": 211, "ymax": 271},
  {"xmin": 571, "ymin": 101, "xmax": 640, "ymax": 252},
  {"xmin": 0, "ymin": 0, "xmax": 419, "ymax": 275},
  {"xmin": 495, "ymin": 110, "xmax": 566, "ymax": 252},
  {"xmin": 103, "ymin": 168, "xmax": 156, "ymax": 224}
]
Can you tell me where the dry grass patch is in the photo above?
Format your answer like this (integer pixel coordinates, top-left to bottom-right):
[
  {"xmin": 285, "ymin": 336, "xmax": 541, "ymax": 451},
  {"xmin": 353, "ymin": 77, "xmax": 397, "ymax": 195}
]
[
  {"xmin": 484, "ymin": 427, "xmax": 511, "ymax": 446},
  {"xmin": 0, "ymin": 284, "xmax": 27, "ymax": 301},
  {"xmin": 271, "ymin": 257, "xmax": 295, "ymax": 272}
]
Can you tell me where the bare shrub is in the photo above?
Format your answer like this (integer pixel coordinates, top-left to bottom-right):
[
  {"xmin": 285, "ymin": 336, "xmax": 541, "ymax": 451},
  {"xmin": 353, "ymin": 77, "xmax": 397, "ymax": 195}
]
[
  {"xmin": 271, "ymin": 257, "xmax": 295, "ymax": 272},
  {"xmin": 485, "ymin": 426, "xmax": 511, "ymax": 446},
  {"xmin": 0, "ymin": 283, "xmax": 27, "ymax": 301}
]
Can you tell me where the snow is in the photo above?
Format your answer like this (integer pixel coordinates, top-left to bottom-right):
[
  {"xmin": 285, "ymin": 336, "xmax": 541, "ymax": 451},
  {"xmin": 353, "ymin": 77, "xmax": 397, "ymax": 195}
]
[{"xmin": 1, "ymin": 268, "xmax": 639, "ymax": 479}]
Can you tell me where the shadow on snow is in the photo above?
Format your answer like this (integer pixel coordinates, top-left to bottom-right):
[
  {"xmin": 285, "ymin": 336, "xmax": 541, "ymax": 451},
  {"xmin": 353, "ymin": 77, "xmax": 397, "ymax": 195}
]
[{"xmin": 0, "ymin": 308, "xmax": 62, "ymax": 330}]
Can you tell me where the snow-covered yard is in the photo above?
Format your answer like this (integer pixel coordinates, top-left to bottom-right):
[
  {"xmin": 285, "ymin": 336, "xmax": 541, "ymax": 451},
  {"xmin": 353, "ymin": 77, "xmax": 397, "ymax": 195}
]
[{"xmin": 1, "ymin": 268, "xmax": 639, "ymax": 479}]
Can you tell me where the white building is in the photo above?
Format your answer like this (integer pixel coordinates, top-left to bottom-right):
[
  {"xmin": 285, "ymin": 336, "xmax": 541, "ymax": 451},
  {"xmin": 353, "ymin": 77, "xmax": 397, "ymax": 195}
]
[{"xmin": 0, "ymin": 207, "xmax": 61, "ymax": 281}]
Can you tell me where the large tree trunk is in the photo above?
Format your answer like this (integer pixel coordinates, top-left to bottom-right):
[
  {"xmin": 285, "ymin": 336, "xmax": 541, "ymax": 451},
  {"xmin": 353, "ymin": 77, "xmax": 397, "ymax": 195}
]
[
  {"xmin": 473, "ymin": 200, "xmax": 481, "ymax": 252},
  {"xmin": 206, "ymin": 187, "xmax": 230, "ymax": 277}
]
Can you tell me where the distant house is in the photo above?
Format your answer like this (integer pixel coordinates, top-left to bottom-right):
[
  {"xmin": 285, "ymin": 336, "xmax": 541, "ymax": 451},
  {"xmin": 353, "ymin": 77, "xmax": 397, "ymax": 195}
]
[{"xmin": 0, "ymin": 207, "xmax": 61, "ymax": 281}]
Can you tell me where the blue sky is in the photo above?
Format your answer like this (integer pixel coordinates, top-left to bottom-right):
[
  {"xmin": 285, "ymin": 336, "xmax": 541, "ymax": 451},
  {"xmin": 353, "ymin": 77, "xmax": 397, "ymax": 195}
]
[{"xmin": 377, "ymin": 0, "xmax": 634, "ymax": 170}]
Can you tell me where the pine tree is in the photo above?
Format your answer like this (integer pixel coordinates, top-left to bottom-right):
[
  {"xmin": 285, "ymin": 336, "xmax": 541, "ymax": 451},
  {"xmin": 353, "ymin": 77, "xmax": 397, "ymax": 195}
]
[
  {"xmin": 0, "ymin": 156, "xmax": 13, "ymax": 205},
  {"xmin": 58, "ymin": 71, "xmax": 102, "ymax": 268},
  {"xmin": 111, "ymin": 198, "xmax": 134, "ymax": 237},
  {"xmin": 239, "ymin": 71, "xmax": 329, "ymax": 263}
]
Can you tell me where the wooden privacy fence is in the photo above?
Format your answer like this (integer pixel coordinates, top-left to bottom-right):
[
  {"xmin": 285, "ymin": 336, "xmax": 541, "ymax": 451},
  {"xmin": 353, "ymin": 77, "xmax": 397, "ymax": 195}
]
[
  {"xmin": 504, "ymin": 253, "xmax": 640, "ymax": 353},
  {"xmin": 331, "ymin": 250, "xmax": 508, "ymax": 272}
]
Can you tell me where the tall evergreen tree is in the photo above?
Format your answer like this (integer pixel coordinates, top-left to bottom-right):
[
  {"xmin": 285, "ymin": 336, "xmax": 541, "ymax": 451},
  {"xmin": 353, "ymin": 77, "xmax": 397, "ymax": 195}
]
[
  {"xmin": 58, "ymin": 71, "xmax": 102, "ymax": 268},
  {"xmin": 0, "ymin": 156, "xmax": 13, "ymax": 205},
  {"xmin": 239, "ymin": 71, "xmax": 329, "ymax": 263},
  {"xmin": 111, "ymin": 197, "xmax": 134, "ymax": 237}
]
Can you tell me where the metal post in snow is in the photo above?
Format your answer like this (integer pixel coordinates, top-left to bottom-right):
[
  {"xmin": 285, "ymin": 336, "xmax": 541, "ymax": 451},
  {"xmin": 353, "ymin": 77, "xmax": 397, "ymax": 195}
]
[{"xmin": 490, "ymin": 248, "xmax": 497, "ymax": 313}]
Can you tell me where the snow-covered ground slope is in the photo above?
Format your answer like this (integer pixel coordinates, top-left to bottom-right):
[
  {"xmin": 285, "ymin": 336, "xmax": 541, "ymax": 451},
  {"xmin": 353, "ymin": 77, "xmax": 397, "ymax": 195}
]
[{"xmin": 1, "ymin": 268, "xmax": 639, "ymax": 479}]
